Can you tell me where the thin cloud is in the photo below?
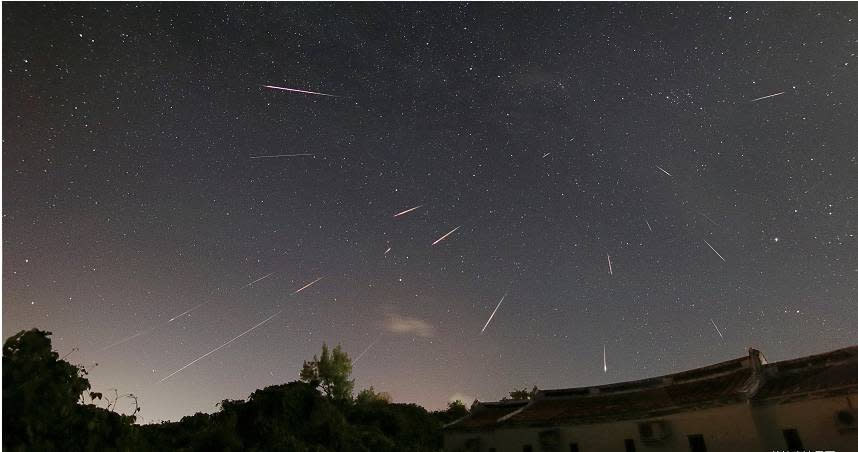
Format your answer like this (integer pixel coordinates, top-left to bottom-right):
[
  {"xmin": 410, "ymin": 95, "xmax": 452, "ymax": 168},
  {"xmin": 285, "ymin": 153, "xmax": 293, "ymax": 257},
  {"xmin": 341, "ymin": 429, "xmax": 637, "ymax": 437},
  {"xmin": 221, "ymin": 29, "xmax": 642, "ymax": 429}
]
[{"xmin": 384, "ymin": 314, "xmax": 435, "ymax": 338}]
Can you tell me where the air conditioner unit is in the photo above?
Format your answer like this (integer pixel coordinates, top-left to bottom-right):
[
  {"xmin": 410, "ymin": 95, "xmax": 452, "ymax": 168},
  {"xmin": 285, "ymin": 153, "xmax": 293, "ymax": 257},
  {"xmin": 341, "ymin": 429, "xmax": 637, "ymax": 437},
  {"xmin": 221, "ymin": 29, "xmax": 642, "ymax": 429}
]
[
  {"xmin": 835, "ymin": 409, "xmax": 858, "ymax": 431},
  {"xmin": 638, "ymin": 420, "xmax": 671, "ymax": 442}
]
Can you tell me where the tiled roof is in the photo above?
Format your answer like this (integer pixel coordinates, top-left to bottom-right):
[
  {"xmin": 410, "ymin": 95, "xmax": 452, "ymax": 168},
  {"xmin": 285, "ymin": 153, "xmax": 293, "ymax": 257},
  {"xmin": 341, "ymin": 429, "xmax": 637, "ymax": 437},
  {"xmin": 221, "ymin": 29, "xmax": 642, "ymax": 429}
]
[
  {"xmin": 754, "ymin": 346, "xmax": 858, "ymax": 401},
  {"xmin": 508, "ymin": 367, "xmax": 753, "ymax": 426},
  {"xmin": 445, "ymin": 346, "xmax": 858, "ymax": 431},
  {"xmin": 446, "ymin": 400, "xmax": 528, "ymax": 429}
]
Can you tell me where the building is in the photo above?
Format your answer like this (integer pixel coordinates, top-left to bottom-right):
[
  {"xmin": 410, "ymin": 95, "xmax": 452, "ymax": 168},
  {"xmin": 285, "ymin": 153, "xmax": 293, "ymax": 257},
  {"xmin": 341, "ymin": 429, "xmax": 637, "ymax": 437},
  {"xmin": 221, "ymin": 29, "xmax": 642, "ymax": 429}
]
[{"xmin": 443, "ymin": 346, "xmax": 858, "ymax": 452}]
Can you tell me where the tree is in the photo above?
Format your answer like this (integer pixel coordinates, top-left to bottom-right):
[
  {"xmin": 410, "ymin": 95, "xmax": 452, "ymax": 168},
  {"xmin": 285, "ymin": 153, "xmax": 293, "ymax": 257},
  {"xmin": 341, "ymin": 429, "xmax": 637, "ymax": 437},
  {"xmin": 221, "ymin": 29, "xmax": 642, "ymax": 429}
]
[
  {"xmin": 356, "ymin": 386, "xmax": 392, "ymax": 405},
  {"xmin": 505, "ymin": 385, "xmax": 539, "ymax": 401},
  {"xmin": 3, "ymin": 329, "xmax": 138, "ymax": 451},
  {"xmin": 299, "ymin": 343, "xmax": 355, "ymax": 401}
]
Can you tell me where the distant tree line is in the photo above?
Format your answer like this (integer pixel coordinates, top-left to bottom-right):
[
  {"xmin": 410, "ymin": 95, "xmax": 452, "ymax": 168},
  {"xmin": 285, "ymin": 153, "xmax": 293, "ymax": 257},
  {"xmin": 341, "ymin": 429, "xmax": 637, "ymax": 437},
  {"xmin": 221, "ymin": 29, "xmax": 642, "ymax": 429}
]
[{"xmin": 2, "ymin": 328, "xmax": 475, "ymax": 452}]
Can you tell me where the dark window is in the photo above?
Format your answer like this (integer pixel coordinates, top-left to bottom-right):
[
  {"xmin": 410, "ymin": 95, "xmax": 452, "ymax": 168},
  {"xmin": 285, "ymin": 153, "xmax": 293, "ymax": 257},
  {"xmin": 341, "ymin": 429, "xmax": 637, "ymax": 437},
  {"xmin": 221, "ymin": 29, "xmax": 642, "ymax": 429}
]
[
  {"xmin": 688, "ymin": 434, "xmax": 707, "ymax": 452},
  {"xmin": 489, "ymin": 449, "xmax": 496, "ymax": 452},
  {"xmin": 624, "ymin": 438, "xmax": 636, "ymax": 452},
  {"xmin": 569, "ymin": 443, "xmax": 579, "ymax": 452},
  {"xmin": 782, "ymin": 429, "xmax": 804, "ymax": 450},
  {"xmin": 523, "ymin": 446, "xmax": 533, "ymax": 452}
]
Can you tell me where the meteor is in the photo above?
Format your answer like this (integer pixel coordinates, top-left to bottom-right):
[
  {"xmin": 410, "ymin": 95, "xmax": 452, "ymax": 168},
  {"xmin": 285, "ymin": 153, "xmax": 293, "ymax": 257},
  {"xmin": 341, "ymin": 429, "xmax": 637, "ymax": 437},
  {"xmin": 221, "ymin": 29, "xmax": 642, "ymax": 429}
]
[
  {"xmin": 293, "ymin": 276, "xmax": 324, "ymax": 294},
  {"xmin": 607, "ymin": 254, "xmax": 613, "ymax": 275},
  {"xmin": 384, "ymin": 247, "xmax": 392, "ymax": 255},
  {"xmin": 480, "ymin": 292, "xmax": 508, "ymax": 334},
  {"xmin": 262, "ymin": 85, "xmax": 339, "ymax": 97},
  {"xmin": 603, "ymin": 344, "xmax": 607, "ymax": 373},
  {"xmin": 100, "ymin": 331, "xmax": 148, "ymax": 352},
  {"xmin": 432, "ymin": 226, "xmax": 461, "ymax": 246},
  {"xmin": 159, "ymin": 311, "xmax": 282, "ymax": 383},
  {"xmin": 703, "ymin": 239, "xmax": 727, "ymax": 262},
  {"xmin": 353, "ymin": 334, "xmax": 382, "ymax": 364},
  {"xmin": 169, "ymin": 302, "xmax": 208, "ymax": 323},
  {"xmin": 750, "ymin": 91, "xmax": 784, "ymax": 102},
  {"xmin": 242, "ymin": 272, "xmax": 274, "ymax": 289},
  {"xmin": 393, "ymin": 205, "xmax": 423, "ymax": 218},
  {"xmin": 655, "ymin": 165, "xmax": 672, "ymax": 177},
  {"xmin": 710, "ymin": 319, "xmax": 724, "ymax": 339},
  {"xmin": 645, "ymin": 219, "xmax": 653, "ymax": 232}
]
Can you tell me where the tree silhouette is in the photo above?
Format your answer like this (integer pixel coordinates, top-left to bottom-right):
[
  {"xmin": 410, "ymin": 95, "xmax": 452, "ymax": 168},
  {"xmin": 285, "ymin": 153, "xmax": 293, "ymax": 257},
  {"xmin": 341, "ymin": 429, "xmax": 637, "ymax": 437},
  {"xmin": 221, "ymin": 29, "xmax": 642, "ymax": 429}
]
[
  {"xmin": 300, "ymin": 343, "xmax": 355, "ymax": 402},
  {"xmin": 3, "ymin": 329, "xmax": 138, "ymax": 451}
]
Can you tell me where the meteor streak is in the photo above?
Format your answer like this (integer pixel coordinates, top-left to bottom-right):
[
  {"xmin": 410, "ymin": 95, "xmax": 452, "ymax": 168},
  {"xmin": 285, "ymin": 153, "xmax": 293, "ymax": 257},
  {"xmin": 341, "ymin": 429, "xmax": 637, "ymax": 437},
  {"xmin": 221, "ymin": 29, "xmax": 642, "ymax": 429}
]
[
  {"xmin": 703, "ymin": 239, "xmax": 727, "ymax": 262},
  {"xmin": 384, "ymin": 247, "xmax": 392, "ymax": 255},
  {"xmin": 249, "ymin": 154, "xmax": 315, "ymax": 159},
  {"xmin": 353, "ymin": 334, "xmax": 382, "ymax": 364},
  {"xmin": 750, "ymin": 91, "xmax": 784, "ymax": 102},
  {"xmin": 169, "ymin": 302, "xmax": 208, "ymax": 323},
  {"xmin": 100, "ymin": 331, "xmax": 147, "ymax": 352},
  {"xmin": 645, "ymin": 219, "xmax": 653, "ymax": 232},
  {"xmin": 710, "ymin": 319, "xmax": 724, "ymax": 339},
  {"xmin": 159, "ymin": 311, "xmax": 282, "ymax": 383},
  {"xmin": 432, "ymin": 226, "xmax": 461, "ymax": 246},
  {"xmin": 262, "ymin": 85, "xmax": 339, "ymax": 97},
  {"xmin": 480, "ymin": 292, "xmax": 507, "ymax": 334},
  {"xmin": 393, "ymin": 205, "xmax": 423, "ymax": 217},
  {"xmin": 655, "ymin": 165, "xmax": 672, "ymax": 177},
  {"xmin": 242, "ymin": 272, "xmax": 274, "ymax": 289},
  {"xmin": 699, "ymin": 212, "xmax": 719, "ymax": 227},
  {"xmin": 603, "ymin": 344, "xmax": 607, "ymax": 373},
  {"xmin": 293, "ymin": 276, "xmax": 324, "ymax": 294},
  {"xmin": 607, "ymin": 254, "xmax": 613, "ymax": 275}
]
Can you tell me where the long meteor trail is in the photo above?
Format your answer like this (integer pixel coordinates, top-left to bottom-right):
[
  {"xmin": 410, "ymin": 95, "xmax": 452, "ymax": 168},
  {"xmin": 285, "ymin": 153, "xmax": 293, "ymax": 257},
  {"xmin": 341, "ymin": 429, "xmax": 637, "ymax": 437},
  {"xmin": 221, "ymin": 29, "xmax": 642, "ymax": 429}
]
[
  {"xmin": 159, "ymin": 311, "xmax": 282, "ymax": 383},
  {"xmin": 481, "ymin": 292, "xmax": 507, "ymax": 334},
  {"xmin": 703, "ymin": 239, "xmax": 727, "ymax": 262},
  {"xmin": 655, "ymin": 165, "xmax": 672, "ymax": 177},
  {"xmin": 292, "ymin": 276, "xmax": 324, "ymax": 294},
  {"xmin": 393, "ymin": 205, "xmax": 423, "ymax": 217},
  {"xmin": 100, "ymin": 331, "xmax": 148, "ymax": 352},
  {"xmin": 262, "ymin": 85, "xmax": 339, "ymax": 97},
  {"xmin": 432, "ymin": 226, "xmax": 461, "ymax": 246},
  {"xmin": 607, "ymin": 254, "xmax": 613, "ymax": 275},
  {"xmin": 711, "ymin": 319, "xmax": 724, "ymax": 339},
  {"xmin": 242, "ymin": 272, "xmax": 274, "ymax": 289},
  {"xmin": 603, "ymin": 344, "xmax": 607, "ymax": 373},
  {"xmin": 750, "ymin": 91, "xmax": 784, "ymax": 102},
  {"xmin": 353, "ymin": 334, "xmax": 383, "ymax": 364}
]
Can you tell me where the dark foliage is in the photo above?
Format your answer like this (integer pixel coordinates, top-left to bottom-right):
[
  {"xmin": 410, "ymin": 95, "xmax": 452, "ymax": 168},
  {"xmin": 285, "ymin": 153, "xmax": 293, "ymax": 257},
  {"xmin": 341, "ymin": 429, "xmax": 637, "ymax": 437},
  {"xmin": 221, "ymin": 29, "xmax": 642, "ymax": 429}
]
[
  {"xmin": 4, "ymin": 328, "xmax": 456, "ymax": 451},
  {"xmin": 3, "ymin": 329, "xmax": 139, "ymax": 451}
]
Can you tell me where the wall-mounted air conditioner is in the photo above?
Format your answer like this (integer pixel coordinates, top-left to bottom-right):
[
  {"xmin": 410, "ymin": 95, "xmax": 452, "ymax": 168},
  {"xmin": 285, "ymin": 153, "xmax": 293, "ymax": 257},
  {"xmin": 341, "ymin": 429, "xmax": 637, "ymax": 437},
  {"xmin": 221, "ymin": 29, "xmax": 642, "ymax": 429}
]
[
  {"xmin": 835, "ymin": 409, "xmax": 858, "ymax": 432},
  {"xmin": 638, "ymin": 420, "xmax": 671, "ymax": 442}
]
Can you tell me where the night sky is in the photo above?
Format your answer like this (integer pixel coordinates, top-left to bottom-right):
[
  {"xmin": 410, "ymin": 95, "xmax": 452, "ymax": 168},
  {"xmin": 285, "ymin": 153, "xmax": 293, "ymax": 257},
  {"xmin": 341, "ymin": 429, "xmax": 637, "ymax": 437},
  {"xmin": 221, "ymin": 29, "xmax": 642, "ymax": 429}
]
[{"xmin": 3, "ymin": 3, "xmax": 857, "ymax": 423}]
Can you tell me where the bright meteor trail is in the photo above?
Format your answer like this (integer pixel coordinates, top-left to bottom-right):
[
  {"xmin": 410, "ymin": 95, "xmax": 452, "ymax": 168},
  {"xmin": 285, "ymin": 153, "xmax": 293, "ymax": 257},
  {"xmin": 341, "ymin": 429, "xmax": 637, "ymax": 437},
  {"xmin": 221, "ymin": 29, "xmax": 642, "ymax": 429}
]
[
  {"xmin": 480, "ymin": 292, "xmax": 507, "ymax": 334},
  {"xmin": 711, "ymin": 319, "xmax": 724, "ymax": 339},
  {"xmin": 262, "ymin": 85, "xmax": 338, "ymax": 97},
  {"xmin": 292, "ymin": 276, "xmax": 324, "ymax": 294},
  {"xmin": 703, "ymin": 239, "xmax": 727, "ymax": 262},
  {"xmin": 393, "ymin": 205, "xmax": 423, "ymax": 217},
  {"xmin": 242, "ymin": 272, "xmax": 274, "ymax": 289},
  {"xmin": 750, "ymin": 91, "xmax": 785, "ymax": 102},
  {"xmin": 432, "ymin": 226, "xmax": 461, "ymax": 246},
  {"xmin": 159, "ymin": 311, "xmax": 282, "ymax": 383},
  {"xmin": 655, "ymin": 165, "xmax": 672, "ymax": 177}
]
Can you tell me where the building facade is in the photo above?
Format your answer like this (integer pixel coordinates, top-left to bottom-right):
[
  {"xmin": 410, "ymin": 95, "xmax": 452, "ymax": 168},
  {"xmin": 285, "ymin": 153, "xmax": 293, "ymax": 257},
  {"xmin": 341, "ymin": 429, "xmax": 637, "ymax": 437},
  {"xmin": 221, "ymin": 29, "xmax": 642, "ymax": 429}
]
[{"xmin": 444, "ymin": 346, "xmax": 858, "ymax": 452}]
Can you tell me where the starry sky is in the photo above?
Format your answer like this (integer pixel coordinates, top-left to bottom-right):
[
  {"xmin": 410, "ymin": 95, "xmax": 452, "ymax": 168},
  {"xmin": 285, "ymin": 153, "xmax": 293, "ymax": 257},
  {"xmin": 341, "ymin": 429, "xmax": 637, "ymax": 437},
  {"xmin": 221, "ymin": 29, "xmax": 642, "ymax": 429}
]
[{"xmin": 3, "ymin": 3, "xmax": 857, "ymax": 423}]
